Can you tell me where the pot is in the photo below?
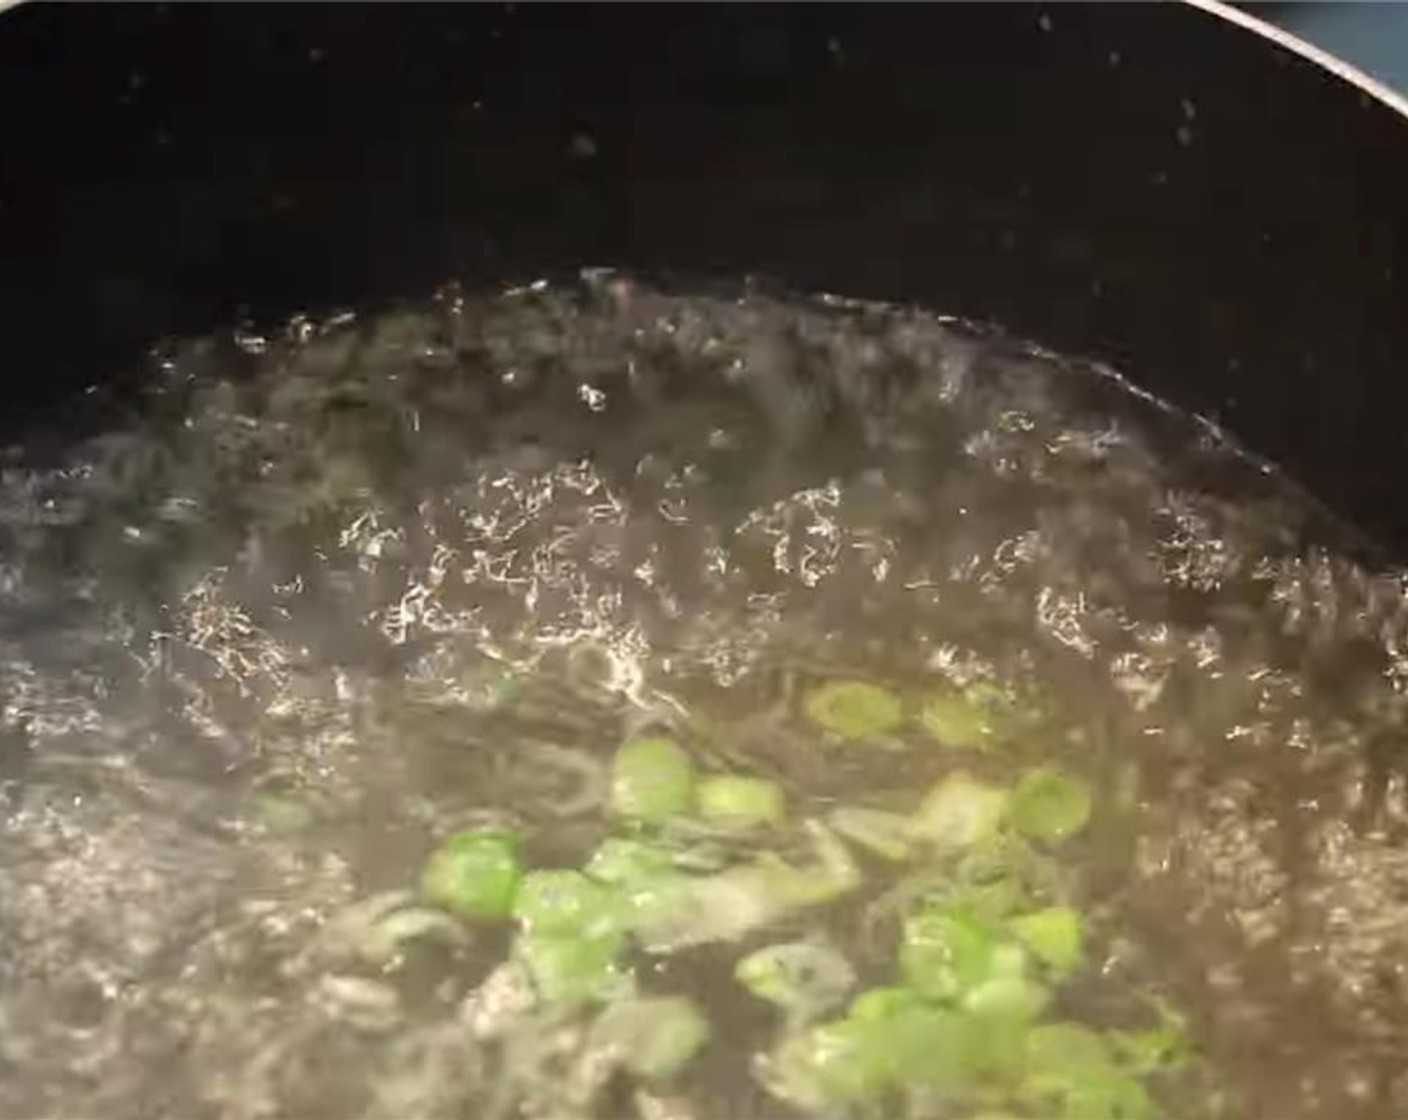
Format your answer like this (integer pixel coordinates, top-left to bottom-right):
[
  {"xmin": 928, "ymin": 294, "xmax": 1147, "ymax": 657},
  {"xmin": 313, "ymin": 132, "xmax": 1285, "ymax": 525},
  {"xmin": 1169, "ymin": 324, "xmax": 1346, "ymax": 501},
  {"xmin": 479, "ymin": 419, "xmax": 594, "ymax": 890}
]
[{"xmin": 2, "ymin": 6, "xmax": 1408, "ymax": 1119}]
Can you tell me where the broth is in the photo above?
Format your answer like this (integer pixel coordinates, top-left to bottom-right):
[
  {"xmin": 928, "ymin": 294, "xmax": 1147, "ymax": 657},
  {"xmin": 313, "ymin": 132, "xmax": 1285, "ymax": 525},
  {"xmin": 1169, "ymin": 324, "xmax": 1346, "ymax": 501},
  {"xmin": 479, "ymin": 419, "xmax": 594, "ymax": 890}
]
[{"xmin": 1, "ymin": 275, "xmax": 1406, "ymax": 1119}]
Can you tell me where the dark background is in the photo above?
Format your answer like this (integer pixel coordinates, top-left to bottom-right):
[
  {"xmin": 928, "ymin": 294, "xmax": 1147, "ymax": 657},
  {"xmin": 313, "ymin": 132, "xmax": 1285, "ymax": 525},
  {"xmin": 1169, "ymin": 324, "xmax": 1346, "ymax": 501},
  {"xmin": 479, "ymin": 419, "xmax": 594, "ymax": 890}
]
[{"xmin": 1, "ymin": 4, "xmax": 1406, "ymax": 549}]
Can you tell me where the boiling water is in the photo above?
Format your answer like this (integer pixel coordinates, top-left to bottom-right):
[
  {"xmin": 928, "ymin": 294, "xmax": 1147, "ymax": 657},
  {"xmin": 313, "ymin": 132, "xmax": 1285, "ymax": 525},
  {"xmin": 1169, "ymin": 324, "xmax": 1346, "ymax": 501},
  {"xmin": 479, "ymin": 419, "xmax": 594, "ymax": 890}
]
[{"xmin": 2, "ymin": 276, "xmax": 1406, "ymax": 1119}]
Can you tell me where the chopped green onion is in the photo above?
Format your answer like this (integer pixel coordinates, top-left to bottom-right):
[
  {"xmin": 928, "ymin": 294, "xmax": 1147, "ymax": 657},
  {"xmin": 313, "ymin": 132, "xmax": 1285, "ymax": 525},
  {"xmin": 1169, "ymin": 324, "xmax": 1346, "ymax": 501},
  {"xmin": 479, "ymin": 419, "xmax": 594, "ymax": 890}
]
[
  {"xmin": 420, "ymin": 830, "xmax": 523, "ymax": 920},
  {"xmin": 1009, "ymin": 906, "xmax": 1085, "ymax": 976},
  {"xmin": 961, "ymin": 973, "xmax": 1050, "ymax": 1022},
  {"xmin": 735, "ymin": 940, "xmax": 856, "ymax": 1018},
  {"xmin": 512, "ymin": 869, "xmax": 627, "ymax": 939},
  {"xmin": 611, "ymin": 737, "xmax": 696, "ymax": 824},
  {"xmin": 591, "ymin": 995, "xmax": 711, "ymax": 1081},
  {"xmin": 696, "ymin": 774, "xmax": 786, "ymax": 829},
  {"xmin": 848, "ymin": 985, "xmax": 929, "ymax": 1024},
  {"xmin": 585, "ymin": 836, "xmax": 677, "ymax": 885},
  {"xmin": 1010, "ymin": 769, "xmax": 1092, "ymax": 845},
  {"xmin": 516, "ymin": 930, "xmax": 628, "ymax": 1005},
  {"xmin": 617, "ymin": 868, "xmax": 693, "ymax": 931},
  {"xmin": 849, "ymin": 989, "xmax": 976, "ymax": 1091},
  {"xmin": 1047, "ymin": 1071, "xmax": 1156, "ymax": 1120},
  {"xmin": 803, "ymin": 681, "xmax": 904, "ymax": 741},
  {"xmin": 1025, "ymin": 1021, "xmax": 1116, "ymax": 1082},
  {"xmin": 917, "ymin": 682, "xmax": 1013, "ymax": 751},
  {"xmin": 957, "ymin": 1010, "xmax": 1033, "ymax": 1080},
  {"xmin": 764, "ymin": 1018, "xmax": 891, "ymax": 1109},
  {"xmin": 909, "ymin": 771, "xmax": 1009, "ymax": 849},
  {"xmin": 1022, "ymin": 1022, "xmax": 1162, "ymax": 1118},
  {"xmin": 251, "ymin": 791, "xmax": 315, "ymax": 832},
  {"xmin": 899, "ymin": 906, "xmax": 998, "ymax": 1001}
]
